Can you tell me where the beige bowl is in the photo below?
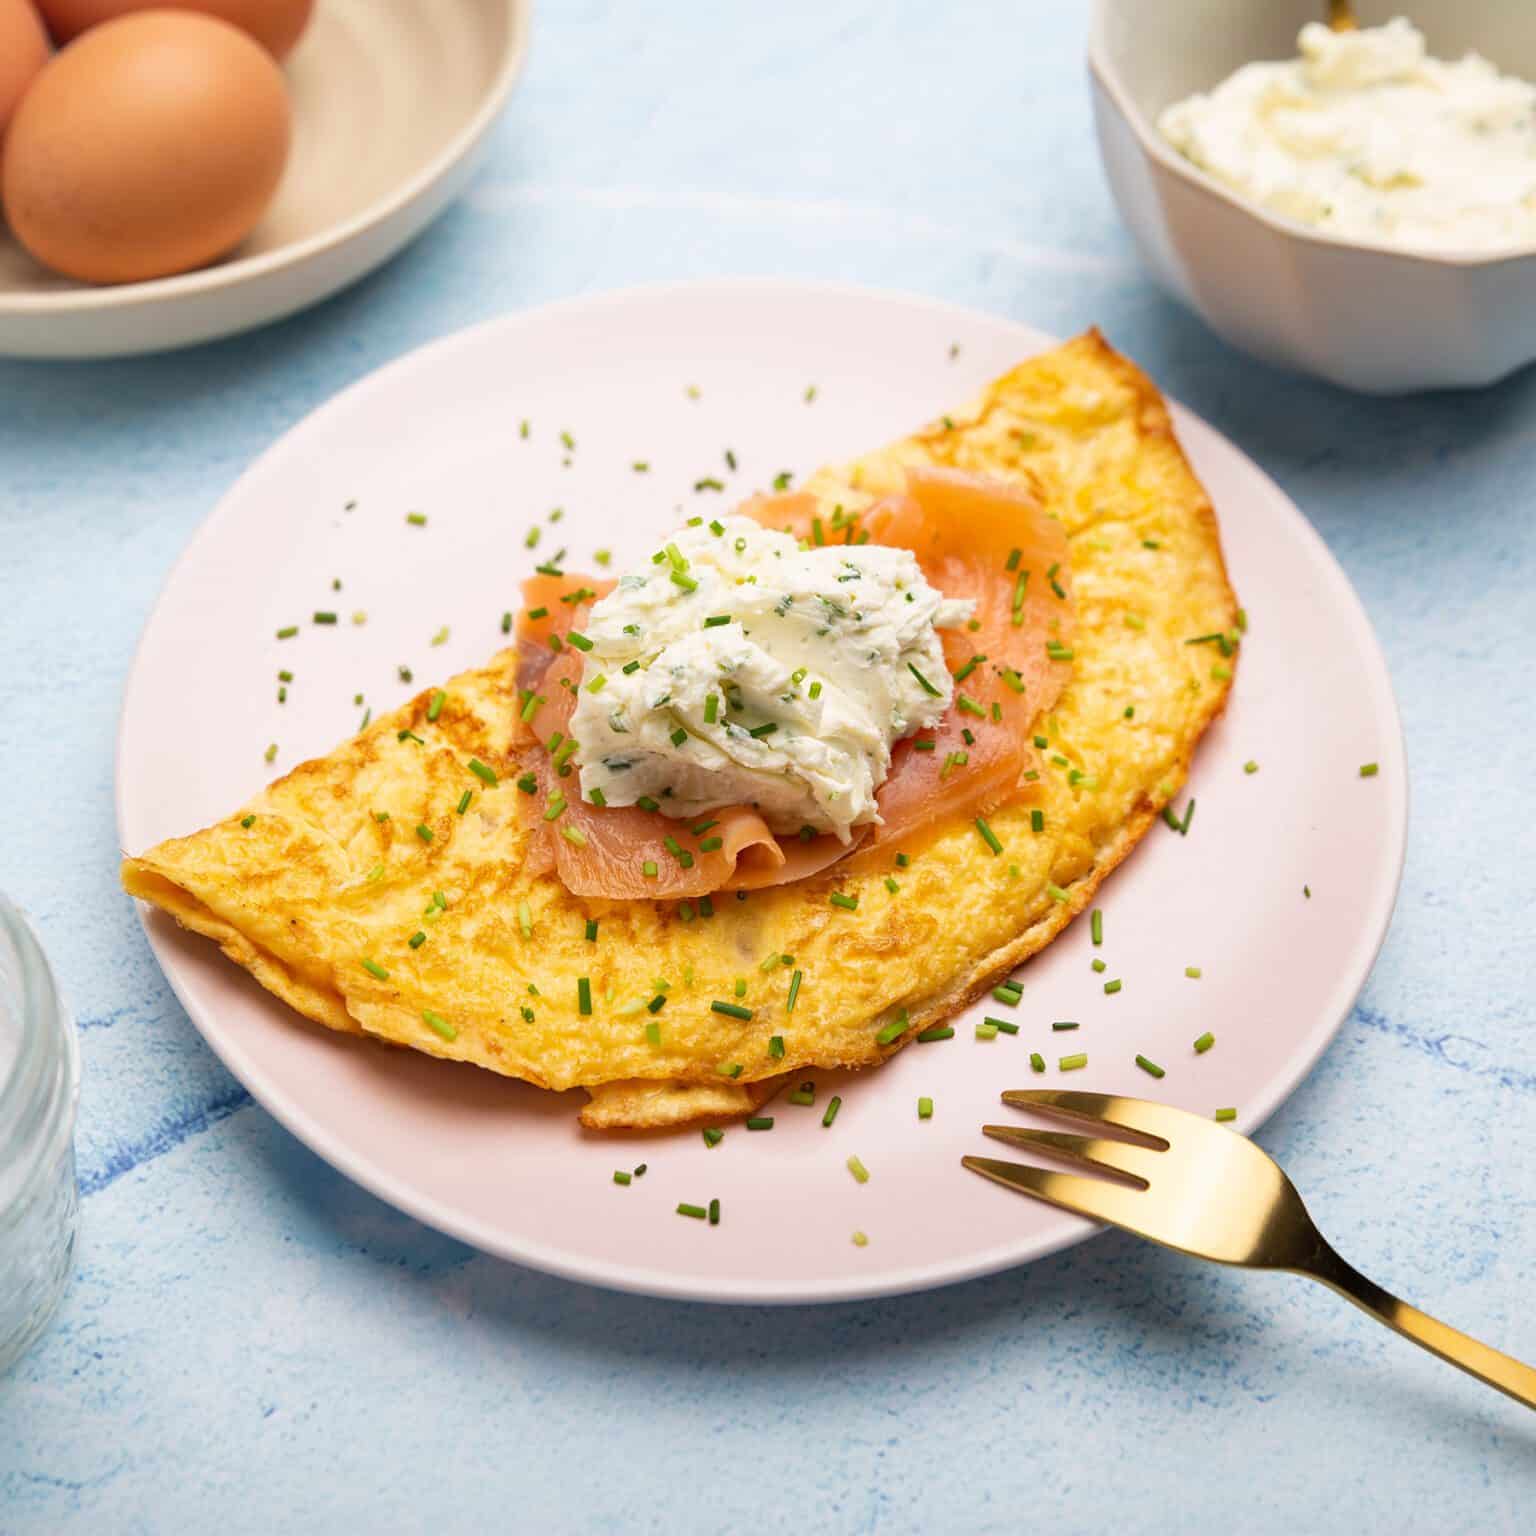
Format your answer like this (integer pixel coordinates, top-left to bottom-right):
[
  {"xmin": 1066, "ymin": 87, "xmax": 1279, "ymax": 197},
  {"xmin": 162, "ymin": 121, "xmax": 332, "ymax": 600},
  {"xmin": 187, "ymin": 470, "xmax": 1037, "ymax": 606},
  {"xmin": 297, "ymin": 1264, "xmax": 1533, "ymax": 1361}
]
[{"xmin": 0, "ymin": 0, "xmax": 530, "ymax": 359}]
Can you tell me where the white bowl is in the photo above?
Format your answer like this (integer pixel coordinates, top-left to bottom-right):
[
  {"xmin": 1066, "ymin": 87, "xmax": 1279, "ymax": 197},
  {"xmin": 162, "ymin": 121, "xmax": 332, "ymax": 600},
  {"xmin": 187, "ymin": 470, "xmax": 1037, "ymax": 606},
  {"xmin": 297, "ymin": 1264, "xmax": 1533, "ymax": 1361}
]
[
  {"xmin": 0, "ymin": 0, "xmax": 530, "ymax": 360},
  {"xmin": 1089, "ymin": 0, "xmax": 1536, "ymax": 393}
]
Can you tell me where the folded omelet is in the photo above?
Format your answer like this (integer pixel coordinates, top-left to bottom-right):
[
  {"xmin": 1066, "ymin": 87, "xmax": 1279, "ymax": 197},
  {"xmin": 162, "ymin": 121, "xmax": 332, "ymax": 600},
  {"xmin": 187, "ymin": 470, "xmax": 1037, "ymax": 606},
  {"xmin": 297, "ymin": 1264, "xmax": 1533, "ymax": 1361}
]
[{"xmin": 123, "ymin": 331, "xmax": 1238, "ymax": 1129}]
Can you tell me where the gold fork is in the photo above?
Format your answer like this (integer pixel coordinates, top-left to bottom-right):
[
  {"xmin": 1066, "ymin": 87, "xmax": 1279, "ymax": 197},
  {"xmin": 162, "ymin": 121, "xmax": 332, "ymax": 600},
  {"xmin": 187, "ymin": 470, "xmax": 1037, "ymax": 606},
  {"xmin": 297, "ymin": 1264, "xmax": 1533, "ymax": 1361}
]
[{"xmin": 964, "ymin": 1090, "xmax": 1536, "ymax": 1411}]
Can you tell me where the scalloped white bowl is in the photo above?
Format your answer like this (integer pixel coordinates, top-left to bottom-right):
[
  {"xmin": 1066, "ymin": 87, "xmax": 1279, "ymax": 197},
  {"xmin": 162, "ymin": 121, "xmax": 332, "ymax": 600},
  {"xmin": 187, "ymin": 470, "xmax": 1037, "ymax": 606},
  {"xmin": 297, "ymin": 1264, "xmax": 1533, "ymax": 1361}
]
[{"xmin": 1089, "ymin": 0, "xmax": 1536, "ymax": 393}]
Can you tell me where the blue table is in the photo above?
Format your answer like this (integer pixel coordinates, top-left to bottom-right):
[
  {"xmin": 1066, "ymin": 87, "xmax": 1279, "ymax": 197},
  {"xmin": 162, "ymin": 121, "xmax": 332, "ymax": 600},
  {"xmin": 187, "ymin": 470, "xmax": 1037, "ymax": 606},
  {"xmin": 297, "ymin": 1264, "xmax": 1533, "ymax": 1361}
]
[{"xmin": 3, "ymin": 4, "xmax": 1532, "ymax": 1529}]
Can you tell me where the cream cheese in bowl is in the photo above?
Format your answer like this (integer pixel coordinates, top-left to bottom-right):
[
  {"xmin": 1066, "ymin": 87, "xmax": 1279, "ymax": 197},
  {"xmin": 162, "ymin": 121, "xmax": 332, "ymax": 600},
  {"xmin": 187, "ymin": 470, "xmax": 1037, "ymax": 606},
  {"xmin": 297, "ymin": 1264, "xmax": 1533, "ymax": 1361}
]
[{"xmin": 1159, "ymin": 17, "xmax": 1536, "ymax": 254}]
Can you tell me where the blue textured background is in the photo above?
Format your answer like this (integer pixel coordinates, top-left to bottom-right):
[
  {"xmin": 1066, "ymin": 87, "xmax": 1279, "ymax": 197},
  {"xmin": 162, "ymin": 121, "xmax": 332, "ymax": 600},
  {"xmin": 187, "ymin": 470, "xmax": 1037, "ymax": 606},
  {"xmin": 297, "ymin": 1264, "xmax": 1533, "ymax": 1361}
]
[{"xmin": 3, "ymin": 3, "xmax": 1534, "ymax": 1529}]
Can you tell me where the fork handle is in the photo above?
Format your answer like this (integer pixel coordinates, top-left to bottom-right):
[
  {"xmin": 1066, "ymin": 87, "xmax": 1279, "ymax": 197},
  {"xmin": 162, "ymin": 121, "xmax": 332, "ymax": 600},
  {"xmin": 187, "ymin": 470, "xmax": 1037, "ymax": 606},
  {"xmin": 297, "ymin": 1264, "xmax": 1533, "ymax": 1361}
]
[{"xmin": 1300, "ymin": 1242, "xmax": 1536, "ymax": 1411}]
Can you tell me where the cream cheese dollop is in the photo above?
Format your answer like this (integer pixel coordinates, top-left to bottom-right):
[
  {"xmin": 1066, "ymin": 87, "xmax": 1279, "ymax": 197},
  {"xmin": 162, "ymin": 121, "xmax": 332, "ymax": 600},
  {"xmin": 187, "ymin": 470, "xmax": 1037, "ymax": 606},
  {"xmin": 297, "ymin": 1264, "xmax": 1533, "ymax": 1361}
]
[
  {"xmin": 1159, "ymin": 18, "xmax": 1536, "ymax": 253},
  {"xmin": 569, "ymin": 514, "xmax": 973, "ymax": 840}
]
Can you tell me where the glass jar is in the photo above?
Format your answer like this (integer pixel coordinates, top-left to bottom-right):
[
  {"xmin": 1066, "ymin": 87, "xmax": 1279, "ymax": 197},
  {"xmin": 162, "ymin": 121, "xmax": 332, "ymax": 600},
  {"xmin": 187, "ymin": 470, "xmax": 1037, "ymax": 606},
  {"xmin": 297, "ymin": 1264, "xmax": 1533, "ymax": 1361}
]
[{"xmin": 0, "ymin": 895, "xmax": 80, "ymax": 1374}]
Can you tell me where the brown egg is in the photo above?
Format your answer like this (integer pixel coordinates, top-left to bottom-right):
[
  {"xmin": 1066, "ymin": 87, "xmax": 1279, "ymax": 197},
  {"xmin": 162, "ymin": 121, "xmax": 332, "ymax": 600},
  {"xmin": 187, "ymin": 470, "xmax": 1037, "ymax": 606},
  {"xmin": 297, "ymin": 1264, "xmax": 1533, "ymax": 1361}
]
[
  {"xmin": 2, "ymin": 12, "xmax": 291, "ymax": 285},
  {"xmin": 35, "ymin": 0, "xmax": 314, "ymax": 59},
  {"xmin": 0, "ymin": 0, "xmax": 50, "ymax": 144}
]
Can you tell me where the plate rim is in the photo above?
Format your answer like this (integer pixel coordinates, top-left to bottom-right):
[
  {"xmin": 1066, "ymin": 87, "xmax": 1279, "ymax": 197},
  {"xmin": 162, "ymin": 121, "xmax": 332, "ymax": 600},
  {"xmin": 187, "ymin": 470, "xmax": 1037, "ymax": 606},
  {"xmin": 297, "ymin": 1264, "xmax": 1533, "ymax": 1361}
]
[
  {"xmin": 0, "ymin": 0, "xmax": 532, "ymax": 321},
  {"xmin": 114, "ymin": 277, "xmax": 1409, "ymax": 1304}
]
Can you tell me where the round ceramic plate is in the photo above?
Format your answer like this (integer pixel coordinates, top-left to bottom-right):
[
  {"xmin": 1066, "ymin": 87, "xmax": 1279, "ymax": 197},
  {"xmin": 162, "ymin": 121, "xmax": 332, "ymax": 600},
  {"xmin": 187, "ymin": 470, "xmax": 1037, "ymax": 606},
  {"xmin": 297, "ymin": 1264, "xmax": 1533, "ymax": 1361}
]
[
  {"xmin": 0, "ymin": 0, "xmax": 529, "ymax": 359},
  {"xmin": 116, "ymin": 281, "xmax": 1407, "ymax": 1303}
]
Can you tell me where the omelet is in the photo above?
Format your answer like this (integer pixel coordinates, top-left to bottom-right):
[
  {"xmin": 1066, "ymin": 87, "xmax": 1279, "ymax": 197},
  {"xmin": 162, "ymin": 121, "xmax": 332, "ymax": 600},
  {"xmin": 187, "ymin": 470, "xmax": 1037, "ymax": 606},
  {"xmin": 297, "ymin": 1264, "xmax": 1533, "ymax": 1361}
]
[{"xmin": 122, "ymin": 331, "xmax": 1239, "ymax": 1129}]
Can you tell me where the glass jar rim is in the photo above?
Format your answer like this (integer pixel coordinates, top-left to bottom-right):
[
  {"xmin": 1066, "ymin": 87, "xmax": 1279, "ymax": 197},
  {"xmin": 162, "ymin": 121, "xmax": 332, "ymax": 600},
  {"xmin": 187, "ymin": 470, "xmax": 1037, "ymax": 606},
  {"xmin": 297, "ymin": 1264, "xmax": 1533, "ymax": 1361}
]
[{"xmin": 0, "ymin": 896, "xmax": 80, "ymax": 1207}]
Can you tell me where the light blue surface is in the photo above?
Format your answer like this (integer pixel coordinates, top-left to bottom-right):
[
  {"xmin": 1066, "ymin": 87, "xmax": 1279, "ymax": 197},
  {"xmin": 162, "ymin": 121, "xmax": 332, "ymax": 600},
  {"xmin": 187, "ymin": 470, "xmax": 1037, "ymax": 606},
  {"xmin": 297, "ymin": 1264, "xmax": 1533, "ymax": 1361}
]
[{"xmin": 2, "ymin": 3, "xmax": 1534, "ymax": 1529}]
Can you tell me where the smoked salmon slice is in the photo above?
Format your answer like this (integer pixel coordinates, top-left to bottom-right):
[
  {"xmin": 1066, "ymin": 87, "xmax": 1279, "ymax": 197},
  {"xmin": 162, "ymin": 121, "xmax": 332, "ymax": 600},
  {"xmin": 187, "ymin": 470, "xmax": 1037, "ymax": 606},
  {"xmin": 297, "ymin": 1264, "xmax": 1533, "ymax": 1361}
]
[{"xmin": 519, "ymin": 467, "xmax": 1071, "ymax": 896}]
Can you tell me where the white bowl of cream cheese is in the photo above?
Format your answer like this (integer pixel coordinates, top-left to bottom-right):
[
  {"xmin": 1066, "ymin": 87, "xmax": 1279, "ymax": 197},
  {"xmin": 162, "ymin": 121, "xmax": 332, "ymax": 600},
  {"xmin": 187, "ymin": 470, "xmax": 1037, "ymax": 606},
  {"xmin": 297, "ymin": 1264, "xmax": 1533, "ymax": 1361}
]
[{"xmin": 1089, "ymin": 1, "xmax": 1536, "ymax": 392}]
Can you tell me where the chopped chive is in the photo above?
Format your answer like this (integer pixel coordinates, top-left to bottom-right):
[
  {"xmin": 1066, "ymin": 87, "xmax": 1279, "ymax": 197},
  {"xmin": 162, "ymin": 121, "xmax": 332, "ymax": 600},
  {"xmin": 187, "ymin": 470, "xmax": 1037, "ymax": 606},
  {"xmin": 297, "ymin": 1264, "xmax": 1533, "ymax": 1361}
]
[
  {"xmin": 1215, "ymin": 1107, "xmax": 1237, "ymax": 1123},
  {"xmin": 407, "ymin": 931, "xmax": 427, "ymax": 950},
  {"xmin": 698, "ymin": 837, "xmax": 723, "ymax": 853},
  {"xmin": 542, "ymin": 794, "xmax": 567, "ymax": 822},
  {"xmin": 822, "ymin": 1096, "xmax": 842, "ymax": 1128},
  {"xmin": 1091, "ymin": 908, "xmax": 1103, "ymax": 945},
  {"xmin": 415, "ymin": 824, "xmax": 434, "ymax": 843},
  {"xmin": 1091, "ymin": 959, "xmax": 1106, "ymax": 973},
  {"xmin": 636, "ymin": 795, "xmax": 660, "ymax": 812},
  {"xmin": 1030, "ymin": 1051, "xmax": 1046, "ymax": 1073},
  {"xmin": 561, "ymin": 825, "xmax": 588, "ymax": 848},
  {"xmin": 1359, "ymin": 762, "xmax": 1379, "ymax": 778},
  {"xmin": 703, "ymin": 614, "xmax": 732, "ymax": 629},
  {"xmin": 670, "ymin": 570, "xmax": 698, "ymax": 593},
  {"xmin": 1185, "ymin": 966, "xmax": 1202, "ymax": 979},
  {"xmin": 1103, "ymin": 979, "xmax": 1122, "ymax": 995},
  {"xmin": 516, "ymin": 773, "xmax": 538, "ymax": 795},
  {"xmin": 786, "ymin": 970, "xmax": 802, "ymax": 1013},
  {"xmin": 768, "ymin": 1035, "xmax": 785, "ymax": 1058},
  {"xmin": 975, "ymin": 1023, "xmax": 998, "ymax": 1040},
  {"xmin": 275, "ymin": 625, "xmax": 298, "ymax": 639},
  {"xmin": 264, "ymin": 744, "xmax": 277, "ymax": 763},
  {"xmin": 1052, "ymin": 1020, "xmax": 1080, "ymax": 1032},
  {"xmin": 717, "ymin": 1063, "xmax": 743, "ymax": 1078},
  {"xmin": 992, "ymin": 982, "xmax": 1022, "ymax": 1006},
  {"xmin": 1005, "ymin": 548, "xmax": 1021, "ymax": 572},
  {"xmin": 312, "ymin": 611, "xmax": 338, "ymax": 625},
  {"xmin": 361, "ymin": 958, "xmax": 389, "ymax": 980},
  {"xmin": 1135, "ymin": 1054, "xmax": 1165, "ymax": 1079},
  {"xmin": 1194, "ymin": 1031, "xmax": 1215, "ymax": 1054},
  {"xmin": 516, "ymin": 900, "xmax": 532, "ymax": 938},
  {"xmin": 456, "ymin": 789, "xmax": 472, "ymax": 815},
  {"xmin": 846, "ymin": 1155, "xmax": 870, "ymax": 1184},
  {"xmin": 693, "ymin": 819, "xmax": 719, "ymax": 836},
  {"xmin": 956, "ymin": 694, "xmax": 986, "ymax": 718},
  {"xmin": 829, "ymin": 892, "xmax": 858, "ymax": 911},
  {"xmin": 985, "ymin": 1017, "xmax": 1019, "ymax": 1035},
  {"xmin": 787, "ymin": 1084, "xmax": 815, "ymax": 1107},
  {"xmin": 1180, "ymin": 798, "xmax": 1196, "ymax": 834},
  {"xmin": 912, "ymin": 740, "xmax": 936, "ymax": 752},
  {"xmin": 588, "ymin": 787, "xmax": 607, "ymax": 808},
  {"xmin": 908, "ymin": 663, "xmax": 942, "ymax": 697},
  {"xmin": 641, "ymin": 860, "xmax": 658, "ymax": 879},
  {"xmin": 708, "ymin": 1198, "xmax": 720, "ymax": 1226},
  {"xmin": 1000, "ymin": 668, "xmax": 1025, "ymax": 695},
  {"xmin": 574, "ymin": 974, "xmax": 593, "ymax": 1011},
  {"xmin": 421, "ymin": 1008, "xmax": 457, "ymax": 1041},
  {"xmin": 876, "ymin": 1012, "xmax": 909, "ymax": 1046},
  {"xmin": 746, "ymin": 1117, "xmax": 774, "ymax": 1131},
  {"xmin": 711, "ymin": 1000, "xmax": 753, "ymax": 1021},
  {"xmin": 916, "ymin": 1026, "xmax": 954, "ymax": 1042},
  {"xmin": 747, "ymin": 722, "xmax": 778, "ymax": 739},
  {"xmin": 677, "ymin": 1203, "xmax": 708, "ymax": 1220},
  {"xmin": 240, "ymin": 814, "xmax": 256, "ymax": 829},
  {"xmin": 918, "ymin": 1097, "xmax": 933, "ymax": 1120},
  {"xmin": 613, "ymin": 1171, "xmax": 632, "ymax": 1186},
  {"xmin": 808, "ymin": 681, "xmax": 822, "ymax": 700},
  {"xmin": 884, "ymin": 876, "xmax": 899, "ymax": 894},
  {"xmin": 670, "ymin": 727, "xmax": 688, "ymax": 747},
  {"xmin": 468, "ymin": 758, "xmax": 498, "ymax": 786},
  {"xmin": 1031, "ymin": 808, "xmax": 1045, "ymax": 833},
  {"xmin": 1046, "ymin": 643, "xmax": 1073, "ymax": 661},
  {"xmin": 702, "ymin": 1127, "xmax": 723, "ymax": 1147},
  {"xmin": 974, "ymin": 817, "xmax": 1003, "ymax": 856},
  {"xmin": 645, "ymin": 1020, "xmax": 661, "ymax": 1045},
  {"xmin": 1124, "ymin": 613, "xmax": 1146, "ymax": 631},
  {"xmin": 1059, "ymin": 1052, "xmax": 1088, "ymax": 1071},
  {"xmin": 733, "ymin": 978, "xmax": 747, "ymax": 999},
  {"xmin": 895, "ymin": 853, "xmax": 910, "ymax": 868},
  {"xmin": 1046, "ymin": 884, "xmax": 1069, "ymax": 903}
]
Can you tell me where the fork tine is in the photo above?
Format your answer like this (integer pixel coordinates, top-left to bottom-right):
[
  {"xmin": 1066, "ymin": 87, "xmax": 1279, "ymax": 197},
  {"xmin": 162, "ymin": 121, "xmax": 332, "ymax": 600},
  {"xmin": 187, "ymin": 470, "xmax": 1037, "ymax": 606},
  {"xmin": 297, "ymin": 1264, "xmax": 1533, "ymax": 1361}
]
[
  {"xmin": 962, "ymin": 1156, "xmax": 1153, "ymax": 1228},
  {"xmin": 981, "ymin": 1125, "xmax": 1158, "ymax": 1186},
  {"xmin": 1000, "ymin": 1089, "xmax": 1175, "ymax": 1148}
]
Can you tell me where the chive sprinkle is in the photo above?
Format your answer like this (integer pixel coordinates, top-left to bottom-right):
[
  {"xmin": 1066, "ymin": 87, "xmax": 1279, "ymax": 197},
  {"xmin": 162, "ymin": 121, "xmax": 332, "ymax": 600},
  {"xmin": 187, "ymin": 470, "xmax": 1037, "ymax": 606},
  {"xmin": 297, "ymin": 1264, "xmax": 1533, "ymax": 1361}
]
[
  {"xmin": 746, "ymin": 1117, "xmax": 774, "ymax": 1131},
  {"xmin": 975, "ymin": 1022, "xmax": 998, "ymax": 1040},
  {"xmin": 702, "ymin": 1127, "xmax": 723, "ymax": 1147},
  {"xmin": 1359, "ymin": 762, "xmax": 1379, "ymax": 778},
  {"xmin": 612, "ymin": 1171, "xmax": 632, "ymax": 1186},
  {"xmin": 1193, "ymin": 1031, "xmax": 1215, "ymax": 1054},
  {"xmin": 786, "ymin": 970, "xmax": 802, "ymax": 1013},
  {"xmin": 1052, "ymin": 1020, "xmax": 1080, "ymax": 1032},
  {"xmin": 985, "ymin": 1017, "xmax": 1019, "ymax": 1034},
  {"xmin": 822, "ymin": 1096, "xmax": 842, "ymax": 1128},
  {"xmin": 641, "ymin": 860, "xmax": 658, "ymax": 879},
  {"xmin": 717, "ymin": 1063, "xmax": 743, "ymax": 1078},
  {"xmin": 456, "ymin": 789, "xmax": 472, "ymax": 815},
  {"xmin": 974, "ymin": 817, "xmax": 1003, "ymax": 856},
  {"xmin": 1103, "ymin": 979, "xmax": 1122, "ymax": 995},
  {"xmin": 709, "ymin": 1198, "xmax": 720, "ymax": 1226},
  {"xmin": 768, "ymin": 1035, "xmax": 785, "ymax": 1058},
  {"xmin": 788, "ymin": 1084, "xmax": 814, "ymax": 1106},
  {"xmin": 1046, "ymin": 884, "xmax": 1069, "ymax": 903},
  {"xmin": 908, "ymin": 663, "xmax": 942, "ymax": 697},
  {"xmin": 876, "ymin": 1012, "xmax": 909, "ymax": 1046},
  {"xmin": 1185, "ymin": 966, "xmax": 1202, "ymax": 979},
  {"xmin": 312, "ymin": 611, "xmax": 338, "ymax": 625},
  {"xmin": 916, "ymin": 1026, "xmax": 954, "ymax": 1042},
  {"xmin": 1092, "ymin": 959, "xmax": 1106, "ymax": 973},
  {"xmin": 1031, "ymin": 808, "xmax": 1045, "ymax": 833},
  {"xmin": 1059, "ymin": 1053, "xmax": 1088, "ymax": 1071},
  {"xmin": 415, "ymin": 824, "xmax": 434, "ymax": 843},
  {"xmin": 1030, "ymin": 1051, "xmax": 1046, "ymax": 1073},
  {"xmin": 468, "ymin": 758, "xmax": 498, "ymax": 786},
  {"xmin": 677, "ymin": 1203, "xmax": 707, "ymax": 1220},
  {"xmin": 418, "ymin": 1009, "xmax": 456, "ymax": 1042},
  {"xmin": 1135, "ymin": 1055, "xmax": 1165, "ymax": 1079},
  {"xmin": 361, "ymin": 958, "xmax": 389, "ymax": 980},
  {"xmin": 276, "ymin": 625, "xmax": 298, "ymax": 639},
  {"xmin": 1215, "ymin": 1107, "xmax": 1237, "ymax": 1123},
  {"xmin": 992, "ymin": 982, "xmax": 1022, "ymax": 1006},
  {"xmin": 918, "ymin": 1097, "xmax": 933, "ymax": 1120},
  {"xmin": 829, "ymin": 892, "xmax": 858, "ymax": 911},
  {"xmin": 711, "ymin": 1000, "xmax": 753, "ymax": 1021},
  {"xmin": 240, "ymin": 814, "xmax": 256, "ymax": 829},
  {"xmin": 846, "ymin": 1155, "xmax": 870, "ymax": 1184}
]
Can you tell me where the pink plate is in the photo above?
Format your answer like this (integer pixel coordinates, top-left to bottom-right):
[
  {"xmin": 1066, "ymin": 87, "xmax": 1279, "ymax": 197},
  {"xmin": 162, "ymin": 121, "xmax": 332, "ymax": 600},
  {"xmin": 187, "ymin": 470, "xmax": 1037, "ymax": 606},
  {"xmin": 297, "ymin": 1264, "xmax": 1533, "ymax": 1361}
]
[{"xmin": 116, "ymin": 281, "xmax": 1406, "ymax": 1302}]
